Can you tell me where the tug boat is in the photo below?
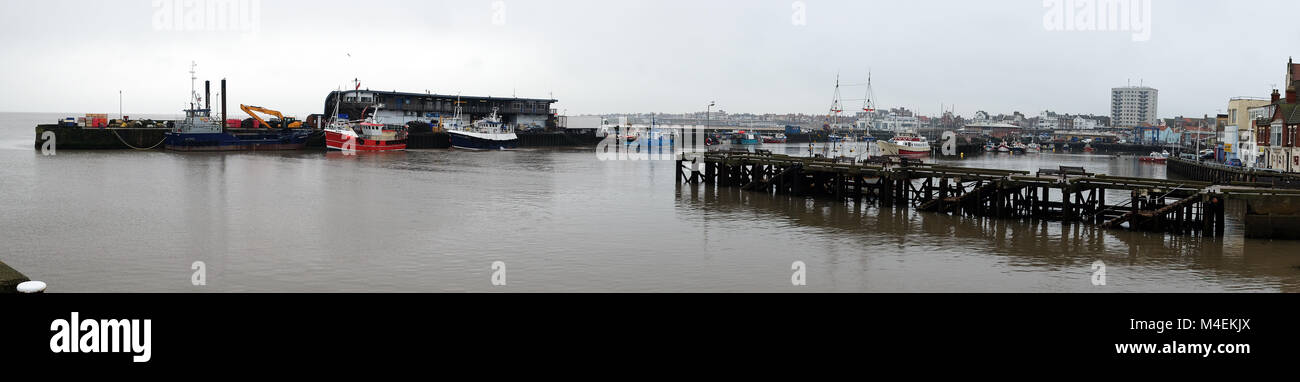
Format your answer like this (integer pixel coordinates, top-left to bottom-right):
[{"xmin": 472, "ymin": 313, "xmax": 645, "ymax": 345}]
[
  {"xmin": 877, "ymin": 131, "xmax": 931, "ymax": 158},
  {"xmin": 446, "ymin": 105, "xmax": 518, "ymax": 150},
  {"xmin": 165, "ymin": 64, "xmax": 309, "ymax": 151}
]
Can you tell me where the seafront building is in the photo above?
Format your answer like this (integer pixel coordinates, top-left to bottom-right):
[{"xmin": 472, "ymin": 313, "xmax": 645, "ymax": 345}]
[
  {"xmin": 1258, "ymin": 58, "xmax": 1300, "ymax": 172},
  {"xmin": 1223, "ymin": 97, "xmax": 1272, "ymax": 166},
  {"xmin": 1111, "ymin": 85, "xmax": 1160, "ymax": 128}
]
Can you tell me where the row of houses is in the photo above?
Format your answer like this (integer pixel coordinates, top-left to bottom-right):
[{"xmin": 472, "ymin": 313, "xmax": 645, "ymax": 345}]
[{"xmin": 1253, "ymin": 59, "xmax": 1300, "ymax": 171}]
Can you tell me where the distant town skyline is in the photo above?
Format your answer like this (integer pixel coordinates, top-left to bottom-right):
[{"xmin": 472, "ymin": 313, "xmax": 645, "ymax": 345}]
[{"xmin": 1, "ymin": 0, "xmax": 1297, "ymax": 119}]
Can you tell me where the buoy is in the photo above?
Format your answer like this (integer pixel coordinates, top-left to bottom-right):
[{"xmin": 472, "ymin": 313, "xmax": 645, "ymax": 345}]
[{"xmin": 17, "ymin": 281, "xmax": 46, "ymax": 294}]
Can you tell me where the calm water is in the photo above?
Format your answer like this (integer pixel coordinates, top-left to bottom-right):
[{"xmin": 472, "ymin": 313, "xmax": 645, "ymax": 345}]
[{"xmin": 2, "ymin": 112, "xmax": 1298, "ymax": 292}]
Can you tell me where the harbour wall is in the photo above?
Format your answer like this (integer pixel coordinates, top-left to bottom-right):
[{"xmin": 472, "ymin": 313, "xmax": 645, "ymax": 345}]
[
  {"xmin": 35, "ymin": 126, "xmax": 604, "ymax": 150},
  {"xmin": 0, "ymin": 260, "xmax": 29, "ymax": 294},
  {"xmin": 1166, "ymin": 157, "xmax": 1300, "ymax": 239},
  {"xmin": 1167, "ymin": 157, "xmax": 1300, "ymax": 187}
]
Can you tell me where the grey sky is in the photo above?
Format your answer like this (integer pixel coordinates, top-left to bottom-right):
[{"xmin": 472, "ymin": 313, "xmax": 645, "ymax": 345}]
[{"xmin": 1, "ymin": 0, "xmax": 1296, "ymax": 119}]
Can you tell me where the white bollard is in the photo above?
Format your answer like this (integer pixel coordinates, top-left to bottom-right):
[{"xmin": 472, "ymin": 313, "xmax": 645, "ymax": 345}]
[{"xmin": 17, "ymin": 281, "xmax": 46, "ymax": 294}]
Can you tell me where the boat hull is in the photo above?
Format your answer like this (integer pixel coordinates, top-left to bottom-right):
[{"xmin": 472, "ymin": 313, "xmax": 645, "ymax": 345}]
[
  {"xmin": 878, "ymin": 141, "xmax": 931, "ymax": 158},
  {"xmin": 324, "ymin": 130, "xmax": 407, "ymax": 152},
  {"xmin": 164, "ymin": 131, "xmax": 309, "ymax": 152},
  {"xmin": 449, "ymin": 130, "xmax": 518, "ymax": 150}
]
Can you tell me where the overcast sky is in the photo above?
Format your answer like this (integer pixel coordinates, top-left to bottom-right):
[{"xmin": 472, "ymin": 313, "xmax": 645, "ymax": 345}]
[{"xmin": 1, "ymin": 0, "xmax": 1297, "ymax": 118}]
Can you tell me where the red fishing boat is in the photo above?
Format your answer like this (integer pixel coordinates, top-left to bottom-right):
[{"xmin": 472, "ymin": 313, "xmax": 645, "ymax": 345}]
[{"xmin": 323, "ymin": 88, "xmax": 407, "ymax": 152}]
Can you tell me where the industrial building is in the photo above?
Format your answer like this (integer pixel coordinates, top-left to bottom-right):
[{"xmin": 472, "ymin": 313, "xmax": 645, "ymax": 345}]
[{"xmin": 323, "ymin": 90, "xmax": 558, "ymax": 130}]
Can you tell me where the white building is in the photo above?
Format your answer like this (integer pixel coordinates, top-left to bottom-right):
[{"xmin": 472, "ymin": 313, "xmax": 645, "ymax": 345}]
[
  {"xmin": 1111, "ymin": 86, "xmax": 1159, "ymax": 127},
  {"xmin": 1249, "ymin": 103, "xmax": 1278, "ymax": 168},
  {"xmin": 1036, "ymin": 111, "xmax": 1058, "ymax": 130},
  {"xmin": 860, "ymin": 112, "xmax": 921, "ymax": 132},
  {"xmin": 1073, "ymin": 116, "xmax": 1103, "ymax": 130}
]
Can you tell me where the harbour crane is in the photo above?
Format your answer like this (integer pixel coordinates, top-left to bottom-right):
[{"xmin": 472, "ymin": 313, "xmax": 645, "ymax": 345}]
[{"xmin": 239, "ymin": 104, "xmax": 303, "ymax": 129}]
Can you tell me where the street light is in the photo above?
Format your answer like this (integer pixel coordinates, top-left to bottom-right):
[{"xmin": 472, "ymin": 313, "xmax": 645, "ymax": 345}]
[
  {"xmin": 706, "ymin": 101, "xmax": 715, "ymax": 129},
  {"xmin": 706, "ymin": 101, "xmax": 716, "ymax": 147}
]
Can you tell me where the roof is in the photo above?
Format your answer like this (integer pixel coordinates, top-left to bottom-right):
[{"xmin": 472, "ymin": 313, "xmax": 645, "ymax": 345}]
[
  {"xmin": 1281, "ymin": 103, "xmax": 1300, "ymax": 124},
  {"xmin": 328, "ymin": 89, "xmax": 557, "ymax": 103}
]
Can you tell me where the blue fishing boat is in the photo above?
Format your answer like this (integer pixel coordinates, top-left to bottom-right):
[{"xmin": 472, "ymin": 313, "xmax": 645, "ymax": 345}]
[{"xmin": 734, "ymin": 131, "xmax": 760, "ymax": 145}]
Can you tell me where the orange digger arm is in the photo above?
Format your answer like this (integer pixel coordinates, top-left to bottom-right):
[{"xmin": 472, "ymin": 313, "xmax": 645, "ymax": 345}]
[{"xmin": 240, "ymin": 104, "xmax": 285, "ymax": 129}]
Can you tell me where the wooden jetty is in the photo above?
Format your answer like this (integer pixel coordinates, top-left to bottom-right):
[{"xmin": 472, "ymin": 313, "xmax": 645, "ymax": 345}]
[{"xmin": 678, "ymin": 152, "xmax": 1231, "ymax": 237}]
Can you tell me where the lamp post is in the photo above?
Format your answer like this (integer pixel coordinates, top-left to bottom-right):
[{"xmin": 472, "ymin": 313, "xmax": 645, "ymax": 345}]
[
  {"xmin": 706, "ymin": 101, "xmax": 715, "ymax": 129},
  {"xmin": 706, "ymin": 101, "xmax": 715, "ymax": 148}
]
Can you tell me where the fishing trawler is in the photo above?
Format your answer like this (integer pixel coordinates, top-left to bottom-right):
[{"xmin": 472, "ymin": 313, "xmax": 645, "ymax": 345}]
[
  {"xmin": 165, "ymin": 63, "xmax": 310, "ymax": 151},
  {"xmin": 446, "ymin": 104, "xmax": 518, "ymax": 150},
  {"xmin": 324, "ymin": 105, "xmax": 407, "ymax": 152},
  {"xmin": 878, "ymin": 131, "xmax": 931, "ymax": 157},
  {"xmin": 763, "ymin": 134, "xmax": 788, "ymax": 144}
]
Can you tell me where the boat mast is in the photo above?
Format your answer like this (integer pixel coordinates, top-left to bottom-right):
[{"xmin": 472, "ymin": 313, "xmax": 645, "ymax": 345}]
[
  {"xmin": 189, "ymin": 61, "xmax": 197, "ymax": 111},
  {"xmin": 829, "ymin": 73, "xmax": 843, "ymax": 128},
  {"xmin": 862, "ymin": 70, "xmax": 875, "ymax": 113}
]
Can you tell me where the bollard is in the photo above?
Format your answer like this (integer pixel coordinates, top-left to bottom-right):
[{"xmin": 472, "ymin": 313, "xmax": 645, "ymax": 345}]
[{"xmin": 17, "ymin": 281, "xmax": 46, "ymax": 294}]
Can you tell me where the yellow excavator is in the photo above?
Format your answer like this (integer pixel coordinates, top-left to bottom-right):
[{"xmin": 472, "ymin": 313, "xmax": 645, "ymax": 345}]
[{"xmin": 240, "ymin": 104, "xmax": 303, "ymax": 129}]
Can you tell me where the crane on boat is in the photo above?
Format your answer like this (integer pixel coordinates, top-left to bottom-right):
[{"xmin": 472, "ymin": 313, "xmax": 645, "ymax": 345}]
[{"xmin": 239, "ymin": 104, "xmax": 303, "ymax": 129}]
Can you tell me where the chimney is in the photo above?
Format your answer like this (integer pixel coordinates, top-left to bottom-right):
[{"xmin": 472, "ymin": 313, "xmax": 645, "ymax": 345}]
[
  {"xmin": 1289, "ymin": 84, "xmax": 1298, "ymax": 104},
  {"xmin": 204, "ymin": 80, "xmax": 211, "ymax": 110},
  {"xmin": 221, "ymin": 79, "xmax": 227, "ymax": 126},
  {"xmin": 1273, "ymin": 89, "xmax": 1281, "ymax": 104}
]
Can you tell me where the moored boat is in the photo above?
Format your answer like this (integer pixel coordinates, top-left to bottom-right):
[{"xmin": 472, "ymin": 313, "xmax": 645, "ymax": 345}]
[
  {"xmin": 325, "ymin": 101, "xmax": 407, "ymax": 152},
  {"xmin": 1139, "ymin": 151, "xmax": 1169, "ymax": 163},
  {"xmin": 763, "ymin": 134, "xmax": 788, "ymax": 144},
  {"xmin": 734, "ymin": 131, "xmax": 760, "ymax": 145},
  {"xmin": 1010, "ymin": 141, "xmax": 1027, "ymax": 154},
  {"xmin": 165, "ymin": 63, "xmax": 310, "ymax": 152},
  {"xmin": 877, "ymin": 131, "xmax": 931, "ymax": 158},
  {"xmin": 446, "ymin": 104, "xmax": 518, "ymax": 150}
]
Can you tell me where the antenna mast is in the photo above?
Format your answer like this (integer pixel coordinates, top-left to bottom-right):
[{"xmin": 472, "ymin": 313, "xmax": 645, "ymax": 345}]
[{"xmin": 189, "ymin": 61, "xmax": 197, "ymax": 110}]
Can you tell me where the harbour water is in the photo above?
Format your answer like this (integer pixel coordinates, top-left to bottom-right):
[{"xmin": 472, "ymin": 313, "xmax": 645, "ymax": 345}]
[{"xmin": 2, "ymin": 112, "xmax": 1298, "ymax": 292}]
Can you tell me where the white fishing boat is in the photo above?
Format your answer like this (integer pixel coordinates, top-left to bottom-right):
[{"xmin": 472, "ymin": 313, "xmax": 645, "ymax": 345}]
[{"xmin": 446, "ymin": 102, "xmax": 518, "ymax": 150}]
